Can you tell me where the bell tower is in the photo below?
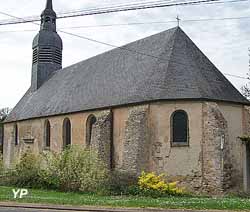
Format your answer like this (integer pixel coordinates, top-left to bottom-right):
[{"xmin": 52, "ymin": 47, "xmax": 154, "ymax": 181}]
[{"xmin": 31, "ymin": 0, "xmax": 63, "ymax": 91}]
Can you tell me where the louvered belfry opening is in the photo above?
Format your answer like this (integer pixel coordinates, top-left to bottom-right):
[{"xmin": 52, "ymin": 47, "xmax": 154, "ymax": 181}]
[
  {"xmin": 32, "ymin": 48, "xmax": 38, "ymax": 64},
  {"xmin": 32, "ymin": 47, "xmax": 62, "ymax": 65},
  {"xmin": 54, "ymin": 48, "xmax": 62, "ymax": 65}
]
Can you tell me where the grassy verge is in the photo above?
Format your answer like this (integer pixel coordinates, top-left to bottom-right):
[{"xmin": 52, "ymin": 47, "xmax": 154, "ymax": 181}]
[{"xmin": 0, "ymin": 186, "xmax": 250, "ymax": 210}]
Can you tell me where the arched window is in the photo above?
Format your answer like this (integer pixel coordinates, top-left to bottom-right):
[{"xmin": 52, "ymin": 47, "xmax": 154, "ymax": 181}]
[
  {"xmin": 44, "ymin": 120, "xmax": 51, "ymax": 149},
  {"xmin": 171, "ymin": 110, "xmax": 189, "ymax": 146},
  {"xmin": 63, "ymin": 118, "xmax": 71, "ymax": 148},
  {"xmin": 14, "ymin": 123, "xmax": 18, "ymax": 146},
  {"xmin": 86, "ymin": 114, "xmax": 97, "ymax": 147}
]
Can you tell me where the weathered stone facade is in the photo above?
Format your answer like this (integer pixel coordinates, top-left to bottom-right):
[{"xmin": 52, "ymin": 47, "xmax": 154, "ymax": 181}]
[
  {"xmin": 0, "ymin": 124, "xmax": 3, "ymax": 153},
  {"xmin": 202, "ymin": 102, "xmax": 232, "ymax": 193},
  {"xmin": 91, "ymin": 110, "xmax": 113, "ymax": 168},
  {"xmin": 242, "ymin": 106, "xmax": 250, "ymax": 192},
  {"xmin": 243, "ymin": 106, "xmax": 250, "ymax": 135},
  {"xmin": 121, "ymin": 105, "xmax": 150, "ymax": 175},
  {"xmin": 3, "ymin": 101, "xmax": 249, "ymax": 194}
]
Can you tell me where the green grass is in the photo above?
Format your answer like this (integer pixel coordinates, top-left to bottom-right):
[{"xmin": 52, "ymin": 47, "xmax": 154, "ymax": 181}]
[{"xmin": 0, "ymin": 186, "xmax": 250, "ymax": 210}]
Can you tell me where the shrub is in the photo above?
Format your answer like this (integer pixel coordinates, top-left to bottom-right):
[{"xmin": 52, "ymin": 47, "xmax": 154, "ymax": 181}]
[
  {"xmin": 5, "ymin": 146, "xmax": 109, "ymax": 192},
  {"xmin": 41, "ymin": 146, "xmax": 109, "ymax": 192},
  {"xmin": 12, "ymin": 149, "xmax": 43, "ymax": 188},
  {"xmin": 138, "ymin": 171, "xmax": 184, "ymax": 197},
  {"xmin": 38, "ymin": 151, "xmax": 61, "ymax": 189}
]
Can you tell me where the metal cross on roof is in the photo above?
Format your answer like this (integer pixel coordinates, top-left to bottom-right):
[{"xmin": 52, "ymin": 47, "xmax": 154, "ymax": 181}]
[{"xmin": 176, "ymin": 15, "xmax": 180, "ymax": 26}]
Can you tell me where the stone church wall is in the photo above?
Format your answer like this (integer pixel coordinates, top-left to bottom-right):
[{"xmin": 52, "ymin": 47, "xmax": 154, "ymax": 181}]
[
  {"xmin": 3, "ymin": 111, "xmax": 111, "ymax": 167},
  {"xmin": 0, "ymin": 124, "xmax": 3, "ymax": 153},
  {"xmin": 241, "ymin": 106, "xmax": 250, "ymax": 192},
  {"xmin": 121, "ymin": 105, "xmax": 150, "ymax": 175},
  {"xmin": 148, "ymin": 101, "xmax": 203, "ymax": 192},
  {"xmin": 3, "ymin": 123, "xmax": 15, "ymax": 168},
  {"xmin": 91, "ymin": 110, "xmax": 113, "ymax": 168},
  {"xmin": 218, "ymin": 103, "xmax": 244, "ymax": 191},
  {"xmin": 112, "ymin": 105, "xmax": 150, "ymax": 178},
  {"xmin": 2, "ymin": 101, "xmax": 247, "ymax": 193},
  {"xmin": 202, "ymin": 102, "xmax": 231, "ymax": 193}
]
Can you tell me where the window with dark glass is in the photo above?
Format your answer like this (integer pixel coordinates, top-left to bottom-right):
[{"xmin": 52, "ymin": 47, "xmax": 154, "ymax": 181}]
[
  {"xmin": 63, "ymin": 118, "xmax": 71, "ymax": 148},
  {"xmin": 45, "ymin": 120, "xmax": 51, "ymax": 148},
  {"xmin": 171, "ymin": 110, "xmax": 189, "ymax": 145},
  {"xmin": 86, "ymin": 114, "xmax": 96, "ymax": 147},
  {"xmin": 14, "ymin": 124, "xmax": 18, "ymax": 146}
]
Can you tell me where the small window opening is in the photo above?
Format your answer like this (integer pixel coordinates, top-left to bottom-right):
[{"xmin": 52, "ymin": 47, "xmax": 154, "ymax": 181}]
[
  {"xmin": 63, "ymin": 118, "xmax": 71, "ymax": 148},
  {"xmin": 86, "ymin": 115, "xmax": 97, "ymax": 147}
]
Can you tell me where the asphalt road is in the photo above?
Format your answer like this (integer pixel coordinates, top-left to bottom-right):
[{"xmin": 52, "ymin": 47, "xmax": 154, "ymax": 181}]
[{"xmin": 0, "ymin": 207, "xmax": 92, "ymax": 212}]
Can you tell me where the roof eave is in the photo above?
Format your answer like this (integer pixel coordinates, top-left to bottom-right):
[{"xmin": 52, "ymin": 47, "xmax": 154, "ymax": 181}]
[{"xmin": 4, "ymin": 97, "xmax": 250, "ymax": 124}]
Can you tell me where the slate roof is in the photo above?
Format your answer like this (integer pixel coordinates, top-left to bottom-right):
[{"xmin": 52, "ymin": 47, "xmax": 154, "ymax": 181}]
[{"xmin": 6, "ymin": 27, "xmax": 249, "ymax": 122}]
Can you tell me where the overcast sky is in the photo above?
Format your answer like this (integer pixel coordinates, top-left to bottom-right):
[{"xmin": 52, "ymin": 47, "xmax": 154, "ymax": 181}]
[{"xmin": 0, "ymin": 0, "xmax": 249, "ymax": 109}]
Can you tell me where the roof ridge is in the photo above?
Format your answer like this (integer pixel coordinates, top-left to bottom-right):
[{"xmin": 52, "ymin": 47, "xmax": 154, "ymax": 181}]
[
  {"xmin": 176, "ymin": 28, "xmax": 205, "ymax": 98},
  {"xmin": 42, "ymin": 27, "xmax": 180, "ymax": 92},
  {"xmin": 161, "ymin": 27, "xmax": 181, "ymax": 85},
  {"xmin": 164, "ymin": 27, "xmax": 204, "ymax": 98},
  {"xmin": 54, "ymin": 27, "xmax": 180, "ymax": 73}
]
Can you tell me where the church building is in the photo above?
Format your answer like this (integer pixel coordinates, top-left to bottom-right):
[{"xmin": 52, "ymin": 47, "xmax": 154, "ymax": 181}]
[{"xmin": 3, "ymin": 0, "xmax": 250, "ymax": 194}]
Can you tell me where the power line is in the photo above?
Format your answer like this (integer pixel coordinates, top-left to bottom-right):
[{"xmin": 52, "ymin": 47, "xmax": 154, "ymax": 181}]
[
  {"xmin": 224, "ymin": 73, "xmax": 248, "ymax": 80},
  {"xmin": 0, "ymin": 10, "xmax": 248, "ymax": 81},
  {"xmin": 60, "ymin": 30, "xmax": 249, "ymax": 80},
  {"xmin": 56, "ymin": 0, "xmax": 174, "ymax": 14},
  {"xmin": 1, "ymin": 15, "xmax": 250, "ymax": 33},
  {"xmin": 0, "ymin": 0, "xmax": 247, "ymax": 26}
]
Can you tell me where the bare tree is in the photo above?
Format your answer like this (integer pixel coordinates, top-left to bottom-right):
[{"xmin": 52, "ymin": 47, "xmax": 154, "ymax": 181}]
[
  {"xmin": 241, "ymin": 48, "xmax": 250, "ymax": 99},
  {"xmin": 241, "ymin": 84, "xmax": 250, "ymax": 99},
  {"xmin": 0, "ymin": 108, "xmax": 11, "ymax": 122}
]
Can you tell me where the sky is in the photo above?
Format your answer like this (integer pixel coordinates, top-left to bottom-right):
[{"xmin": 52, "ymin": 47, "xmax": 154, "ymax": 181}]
[{"xmin": 0, "ymin": 0, "xmax": 250, "ymax": 109}]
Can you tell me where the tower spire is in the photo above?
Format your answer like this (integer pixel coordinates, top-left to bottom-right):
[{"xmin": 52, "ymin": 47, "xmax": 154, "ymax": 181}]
[
  {"xmin": 31, "ymin": 0, "xmax": 63, "ymax": 91},
  {"xmin": 41, "ymin": 0, "xmax": 56, "ymax": 31},
  {"xmin": 45, "ymin": 0, "xmax": 53, "ymax": 10}
]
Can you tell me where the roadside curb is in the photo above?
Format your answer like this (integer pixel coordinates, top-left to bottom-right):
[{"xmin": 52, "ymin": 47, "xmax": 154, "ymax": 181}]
[{"xmin": 0, "ymin": 202, "xmax": 240, "ymax": 212}]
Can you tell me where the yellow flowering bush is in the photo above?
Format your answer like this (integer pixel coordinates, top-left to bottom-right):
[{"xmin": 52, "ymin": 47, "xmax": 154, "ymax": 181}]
[{"xmin": 138, "ymin": 171, "xmax": 184, "ymax": 196}]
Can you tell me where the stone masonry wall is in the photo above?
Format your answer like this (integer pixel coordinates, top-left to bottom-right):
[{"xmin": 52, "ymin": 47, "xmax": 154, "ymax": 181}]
[
  {"xmin": 242, "ymin": 106, "xmax": 250, "ymax": 192},
  {"xmin": 0, "ymin": 124, "xmax": 3, "ymax": 153},
  {"xmin": 121, "ymin": 105, "xmax": 150, "ymax": 176},
  {"xmin": 3, "ymin": 124, "xmax": 15, "ymax": 168},
  {"xmin": 91, "ymin": 110, "xmax": 113, "ymax": 168},
  {"xmin": 243, "ymin": 106, "xmax": 250, "ymax": 136},
  {"xmin": 202, "ymin": 102, "xmax": 232, "ymax": 193},
  {"xmin": 4, "ymin": 101, "xmax": 244, "ymax": 194}
]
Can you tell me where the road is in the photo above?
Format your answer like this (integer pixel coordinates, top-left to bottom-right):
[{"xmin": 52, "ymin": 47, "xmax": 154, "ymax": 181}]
[
  {"xmin": 0, "ymin": 207, "xmax": 92, "ymax": 212},
  {"xmin": 0, "ymin": 207, "xmax": 198, "ymax": 212},
  {"xmin": 0, "ymin": 206, "xmax": 223, "ymax": 212}
]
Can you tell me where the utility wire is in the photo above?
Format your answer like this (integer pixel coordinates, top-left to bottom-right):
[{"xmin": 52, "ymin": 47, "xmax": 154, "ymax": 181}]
[
  {"xmin": 0, "ymin": 0, "xmax": 247, "ymax": 26},
  {"xmin": 60, "ymin": 30, "xmax": 249, "ymax": 80},
  {"xmin": 56, "ymin": 0, "xmax": 174, "ymax": 14},
  {"xmin": 1, "ymin": 15, "xmax": 250, "ymax": 33},
  {"xmin": 0, "ymin": 10, "xmax": 248, "ymax": 81},
  {"xmin": 223, "ymin": 73, "xmax": 249, "ymax": 80}
]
